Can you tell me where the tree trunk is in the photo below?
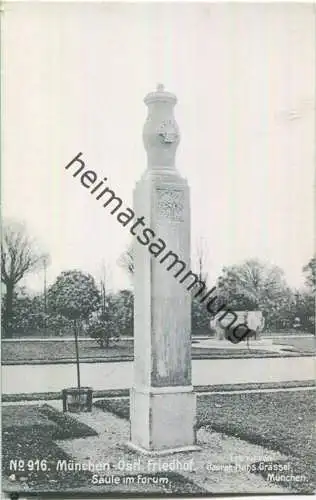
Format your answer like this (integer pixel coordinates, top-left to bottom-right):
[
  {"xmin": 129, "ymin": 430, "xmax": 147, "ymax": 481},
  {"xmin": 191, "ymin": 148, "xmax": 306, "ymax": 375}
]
[
  {"xmin": 73, "ymin": 319, "xmax": 81, "ymax": 390},
  {"xmin": 4, "ymin": 282, "xmax": 14, "ymax": 338}
]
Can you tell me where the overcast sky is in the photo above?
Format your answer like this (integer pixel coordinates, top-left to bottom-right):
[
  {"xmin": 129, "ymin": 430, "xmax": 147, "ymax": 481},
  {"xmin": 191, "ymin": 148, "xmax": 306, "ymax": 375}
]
[{"xmin": 2, "ymin": 2, "xmax": 315, "ymax": 293}]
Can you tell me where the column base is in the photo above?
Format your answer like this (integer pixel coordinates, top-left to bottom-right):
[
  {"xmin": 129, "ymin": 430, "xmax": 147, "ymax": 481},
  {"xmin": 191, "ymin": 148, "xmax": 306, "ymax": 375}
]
[
  {"xmin": 125, "ymin": 441, "xmax": 200, "ymax": 456},
  {"xmin": 129, "ymin": 386, "xmax": 197, "ymax": 452}
]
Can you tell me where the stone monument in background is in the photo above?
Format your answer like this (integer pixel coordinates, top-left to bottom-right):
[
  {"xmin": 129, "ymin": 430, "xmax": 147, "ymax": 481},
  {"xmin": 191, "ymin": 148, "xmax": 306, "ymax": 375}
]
[{"xmin": 129, "ymin": 85, "xmax": 197, "ymax": 453}]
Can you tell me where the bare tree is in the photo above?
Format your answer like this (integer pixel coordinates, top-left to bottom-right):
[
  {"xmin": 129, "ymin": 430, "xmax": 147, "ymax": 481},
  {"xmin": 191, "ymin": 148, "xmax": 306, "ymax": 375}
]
[
  {"xmin": 1, "ymin": 220, "xmax": 47, "ymax": 337},
  {"xmin": 118, "ymin": 238, "xmax": 210, "ymax": 284},
  {"xmin": 42, "ymin": 254, "xmax": 51, "ymax": 313},
  {"xmin": 99, "ymin": 261, "xmax": 111, "ymax": 317},
  {"xmin": 194, "ymin": 237, "xmax": 210, "ymax": 286},
  {"xmin": 117, "ymin": 242, "xmax": 134, "ymax": 277}
]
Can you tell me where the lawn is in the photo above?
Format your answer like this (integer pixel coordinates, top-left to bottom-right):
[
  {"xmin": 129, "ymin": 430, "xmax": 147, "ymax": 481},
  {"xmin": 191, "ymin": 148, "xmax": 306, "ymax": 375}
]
[
  {"xmin": 2, "ymin": 404, "xmax": 96, "ymax": 492},
  {"xmin": 95, "ymin": 389, "xmax": 316, "ymax": 494},
  {"xmin": 2, "ymin": 404, "xmax": 98, "ymax": 441},
  {"xmin": 1, "ymin": 340, "xmax": 133, "ymax": 364},
  {"xmin": 273, "ymin": 336, "xmax": 316, "ymax": 354},
  {"xmin": 2, "ymin": 337, "xmax": 313, "ymax": 364}
]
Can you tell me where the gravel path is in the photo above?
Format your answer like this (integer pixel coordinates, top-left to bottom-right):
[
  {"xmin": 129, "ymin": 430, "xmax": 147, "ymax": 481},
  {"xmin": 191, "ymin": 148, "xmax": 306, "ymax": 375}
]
[{"xmin": 56, "ymin": 404, "xmax": 289, "ymax": 494}]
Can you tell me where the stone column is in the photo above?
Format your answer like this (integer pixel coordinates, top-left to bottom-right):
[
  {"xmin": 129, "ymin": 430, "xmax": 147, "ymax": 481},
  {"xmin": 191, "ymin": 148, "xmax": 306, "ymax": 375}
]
[{"xmin": 129, "ymin": 85, "xmax": 197, "ymax": 454}]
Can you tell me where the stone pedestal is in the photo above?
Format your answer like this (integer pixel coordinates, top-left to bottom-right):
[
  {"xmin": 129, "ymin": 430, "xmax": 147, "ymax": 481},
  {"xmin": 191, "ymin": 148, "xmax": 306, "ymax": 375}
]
[{"xmin": 129, "ymin": 85, "xmax": 197, "ymax": 453}]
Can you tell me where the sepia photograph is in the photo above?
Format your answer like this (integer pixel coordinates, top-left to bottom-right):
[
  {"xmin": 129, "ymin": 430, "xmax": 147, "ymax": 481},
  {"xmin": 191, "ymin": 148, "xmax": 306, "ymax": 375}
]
[{"xmin": 1, "ymin": 1, "xmax": 315, "ymax": 498}]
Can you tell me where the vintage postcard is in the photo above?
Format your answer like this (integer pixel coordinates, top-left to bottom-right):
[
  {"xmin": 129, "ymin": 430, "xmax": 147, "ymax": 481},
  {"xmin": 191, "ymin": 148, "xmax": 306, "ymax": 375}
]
[{"xmin": 1, "ymin": 2, "xmax": 315, "ymax": 499}]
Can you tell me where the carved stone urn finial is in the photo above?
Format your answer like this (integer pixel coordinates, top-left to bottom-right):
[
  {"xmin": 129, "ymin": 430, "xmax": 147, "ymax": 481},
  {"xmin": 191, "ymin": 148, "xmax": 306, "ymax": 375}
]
[{"xmin": 143, "ymin": 85, "xmax": 180, "ymax": 169}]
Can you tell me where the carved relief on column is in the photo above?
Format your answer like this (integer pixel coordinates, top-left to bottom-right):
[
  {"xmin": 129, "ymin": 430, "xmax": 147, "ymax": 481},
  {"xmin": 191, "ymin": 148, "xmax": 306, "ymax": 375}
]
[{"xmin": 156, "ymin": 188, "xmax": 184, "ymax": 222}]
